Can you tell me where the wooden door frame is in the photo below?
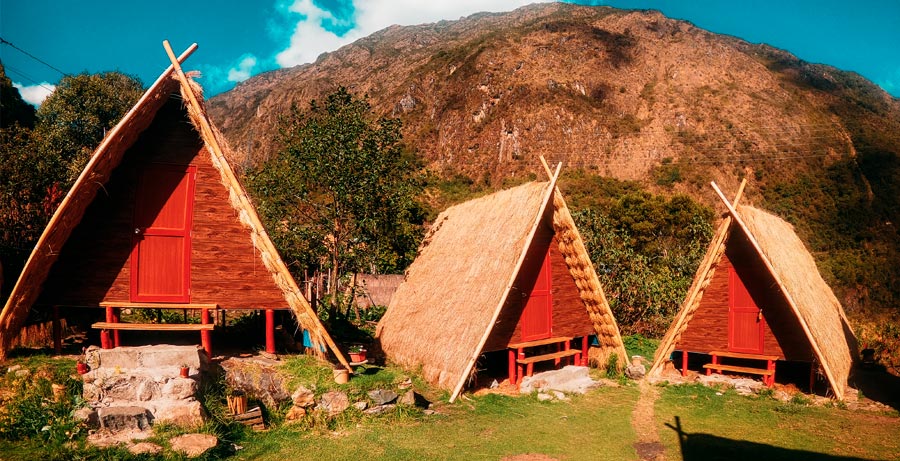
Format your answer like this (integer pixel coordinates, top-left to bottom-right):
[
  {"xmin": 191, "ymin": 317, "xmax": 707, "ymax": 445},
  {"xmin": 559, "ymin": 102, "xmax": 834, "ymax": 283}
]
[{"xmin": 130, "ymin": 163, "xmax": 196, "ymax": 303}]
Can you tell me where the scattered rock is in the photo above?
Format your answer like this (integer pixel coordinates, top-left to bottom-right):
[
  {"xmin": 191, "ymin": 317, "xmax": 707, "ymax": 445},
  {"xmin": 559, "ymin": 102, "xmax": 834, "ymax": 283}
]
[
  {"xmin": 537, "ymin": 393, "xmax": 553, "ymax": 402},
  {"xmin": 319, "ymin": 391, "xmax": 350, "ymax": 416},
  {"xmin": 368, "ymin": 389, "xmax": 398, "ymax": 406},
  {"xmin": 98, "ymin": 406, "xmax": 153, "ymax": 432},
  {"xmin": 285, "ymin": 406, "xmax": 307, "ymax": 421},
  {"xmin": 14, "ymin": 369, "xmax": 30, "ymax": 378},
  {"xmin": 86, "ymin": 428, "xmax": 153, "ymax": 448},
  {"xmin": 6, "ymin": 365, "xmax": 22, "ymax": 373},
  {"xmin": 423, "ymin": 409, "xmax": 436, "ymax": 416},
  {"xmin": 149, "ymin": 399, "xmax": 205, "ymax": 427},
  {"xmin": 162, "ymin": 378, "xmax": 198, "ymax": 400},
  {"xmin": 73, "ymin": 407, "xmax": 99, "ymax": 428},
  {"xmin": 169, "ymin": 433, "xmax": 218, "ymax": 458},
  {"xmin": 292, "ymin": 385, "xmax": 316, "ymax": 407},
  {"xmin": 490, "ymin": 379, "xmax": 500, "ymax": 389},
  {"xmin": 129, "ymin": 442, "xmax": 163, "ymax": 455},
  {"xmin": 397, "ymin": 378, "xmax": 413, "ymax": 390},
  {"xmin": 399, "ymin": 390, "xmax": 416, "ymax": 406},
  {"xmin": 552, "ymin": 391, "xmax": 568, "ymax": 401},
  {"xmin": 354, "ymin": 401, "xmax": 368, "ymax": 411},
  {"xmin": 625, "ymin": 363, "xmax": 646, "ymax": 379},
  {"xmin": 364, "ymin": 404, "xmax": 395, "ymax": 415}
]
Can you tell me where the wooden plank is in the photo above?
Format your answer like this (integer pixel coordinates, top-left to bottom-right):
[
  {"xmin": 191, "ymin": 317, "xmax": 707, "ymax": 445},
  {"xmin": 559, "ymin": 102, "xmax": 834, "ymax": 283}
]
[
  {"xmin": 709, "ymin": 350, "xmax": 779, "ymax": 361},
  {"xmin": 91, "ymin": 322, "xmax": 213, "ymax": 331},
  {"xmin": 508, "ymin": 336, "xmax": 573, "ymax": 349},
  {"xmin": 702, "ymin": 363, "xmax": 774, "ymax": 376},
  {"xmin": 450, "ymin": 162, "xmax": 562, "ymax": 403},
  {"xmin": 516, "ymin": 349, "xmax": 581, "ymax": 365},
  {"xmin": 100, "ymin": 302, "xmax": 218, "ymax": 310}
]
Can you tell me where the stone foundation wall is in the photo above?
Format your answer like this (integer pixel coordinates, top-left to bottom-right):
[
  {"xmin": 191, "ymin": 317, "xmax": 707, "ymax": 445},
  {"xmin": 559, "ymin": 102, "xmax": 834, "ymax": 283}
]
[{"xmin": 82, "ymin": 345, "xmax": 208, "ymax": 428}]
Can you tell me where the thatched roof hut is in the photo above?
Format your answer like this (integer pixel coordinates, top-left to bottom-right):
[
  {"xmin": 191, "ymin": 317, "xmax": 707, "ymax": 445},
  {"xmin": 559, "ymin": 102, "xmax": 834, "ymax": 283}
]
[
  {"xmin": 0, "ymin": 44, "xmax": 347, "ymax": 368},
  {"xmin": 376, "ymin": 178, "xmax": 627, "ymax": 401},
  {"xmin": 649, "ymin": 184, "xmax": 857, "ymax": 400},
  {"xmin": 352, "ymin": 274, "xmax": 404, "ymax": 309}
]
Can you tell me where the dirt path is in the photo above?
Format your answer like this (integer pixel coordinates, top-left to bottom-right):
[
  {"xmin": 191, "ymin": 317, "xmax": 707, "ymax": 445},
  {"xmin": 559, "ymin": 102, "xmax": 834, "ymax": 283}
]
[{"xmin": 631, "ymin": 380, "xmax": 666, "ymax": 461}]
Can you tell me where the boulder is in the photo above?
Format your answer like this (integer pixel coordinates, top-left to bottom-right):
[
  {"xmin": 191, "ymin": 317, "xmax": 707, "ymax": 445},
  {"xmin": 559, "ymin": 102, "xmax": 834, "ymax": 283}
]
[
  {"xmin": 129, "ymin": 442, "xmax": 163, "ymax": 455},
  {"xmin": 220, "ymin": 357, "xmax": 291, "ymax": 407},
  {"xmin": 319, "ymin": 391, "xmax": 350, "ymax": 416},
  {"xmin": 625, "ymin": 363, "xmax": 647, "ymax": 379},
  {"xmin": 98, "ymin": 406, "xmax": 153, "ymax": 432},
  {"xmin": 162, "ymin": 377, "xmax": 198, "ymax": 400},
  {"xmin": 520, "ymin": 366, "xmax": 600, "ymax": 394},
  {"xmin": 73, "ymin": 407, "xmax": 99, "ymax": 428},
  {"xmin": 291, "ymin": 385, "xmax": 316, "ymax": 407},
  {"xmin": 285, "ymin": 406, "xmax": 307, "ymax": 421},
  {"xmin": 149, "ymin": 399, "xmax": 205, "ymax": 427},
  {"xmin": 169, "ymin": 433, "xmax": 218, "ymax": 458},
  {"xmin": 368, "ymin": 389, "xmax": 398, "ymax": 406}
]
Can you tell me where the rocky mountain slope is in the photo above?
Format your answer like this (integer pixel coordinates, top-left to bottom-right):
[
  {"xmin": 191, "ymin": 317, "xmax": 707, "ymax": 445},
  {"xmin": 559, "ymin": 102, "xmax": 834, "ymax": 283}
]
[
  {"xmin": 209, "ymin": 3, "xmax": 899, "ymax": 183},
  {"xmin": 208, "ymin": 3, "xmax": 900, "ymax": 319}
]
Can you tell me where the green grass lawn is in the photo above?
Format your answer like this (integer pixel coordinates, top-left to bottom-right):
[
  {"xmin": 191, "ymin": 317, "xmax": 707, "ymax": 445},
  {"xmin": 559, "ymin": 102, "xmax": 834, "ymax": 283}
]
[
  {"xmin": 234, "ymin": 386, "xmax": 639, "ymax": 461},
  {"xmin": 3, "ymin": 350, "xmax": 900, "ymax": 460},
  {"xmin": 655, "ymin": 384, "xmax": 900, "ymax": 461}
]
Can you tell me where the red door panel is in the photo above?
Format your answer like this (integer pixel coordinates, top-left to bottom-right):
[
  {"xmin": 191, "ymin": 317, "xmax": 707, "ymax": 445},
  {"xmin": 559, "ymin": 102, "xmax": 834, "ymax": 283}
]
[
  {"xmin": 521, "ymin": 247, "xmax": 553, "ymax": 341},
  {"xmin": 131, "ymin": 164, "xmax": 195, "ymax": 302},
  {"xmin": 728, "ymin": 267, "xmax": 764, "ymax": 353}
]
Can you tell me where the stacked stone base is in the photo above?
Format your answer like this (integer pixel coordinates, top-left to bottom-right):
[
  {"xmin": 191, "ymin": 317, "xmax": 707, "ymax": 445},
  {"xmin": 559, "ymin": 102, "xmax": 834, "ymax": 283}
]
[{"xmin": 81, "ymin": 345, "xmax": 208, "ymax": 429}]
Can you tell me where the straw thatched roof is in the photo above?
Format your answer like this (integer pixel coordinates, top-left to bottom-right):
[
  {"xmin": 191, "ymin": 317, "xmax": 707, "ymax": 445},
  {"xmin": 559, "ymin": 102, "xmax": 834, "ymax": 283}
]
[
  {"xmin": 0, "ymin": 44, "xmax": 348, "ymax": 368},
  {"xmin": 352, "ymin": 274, "xmax": 404, "ymax": 309},
  {"xmin": 649, "ymin": 190, "xmax": 856, "ymax": 400},
  {"xmin": 376, "ymin": 180, "xmax": 626, "ymax": 402}
]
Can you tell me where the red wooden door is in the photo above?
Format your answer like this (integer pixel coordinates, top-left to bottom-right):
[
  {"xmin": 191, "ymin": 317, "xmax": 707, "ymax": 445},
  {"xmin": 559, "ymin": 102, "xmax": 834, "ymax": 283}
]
[
  {"xmin": 130, "ymin": 163, "xmax": 196, "ymax": 302},
  {"xmin": 728, "ymin": 267, "xmax": 765, "ymax": 353},
  {"xmin": 520, "ymin": 247, "xmax": 553, "ymax": 341}
]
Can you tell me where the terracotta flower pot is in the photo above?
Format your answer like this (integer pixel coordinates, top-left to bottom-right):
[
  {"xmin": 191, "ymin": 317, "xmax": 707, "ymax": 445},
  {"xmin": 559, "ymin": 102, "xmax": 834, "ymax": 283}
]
[
  {"xmin": 180, "ymin": 366, "xmax": 190, "ymax": 378},
  {"xmin": 349, "ymin": 350, "xmax": 367, "ymax": 362},
  {"xmin": 76, "ymin": 362, "xmax": 88, "ymax": 374}
]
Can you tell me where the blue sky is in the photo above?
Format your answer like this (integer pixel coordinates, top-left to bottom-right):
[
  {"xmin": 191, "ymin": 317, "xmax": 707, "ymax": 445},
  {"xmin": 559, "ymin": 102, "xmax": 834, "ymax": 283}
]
[{"xmin": 1, "ymin": 0, "xmax": 898, "ymax": 105}]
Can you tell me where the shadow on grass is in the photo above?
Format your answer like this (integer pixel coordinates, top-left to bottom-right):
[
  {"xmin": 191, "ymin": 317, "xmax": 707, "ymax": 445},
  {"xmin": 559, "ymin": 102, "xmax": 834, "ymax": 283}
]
[
  {"xmin": 665, "ymin": 416, "xmax": 878, "ymax": 461},
  {"xmin": 850, "ymin": 366, "xmax": 900, "ymax": 412}
]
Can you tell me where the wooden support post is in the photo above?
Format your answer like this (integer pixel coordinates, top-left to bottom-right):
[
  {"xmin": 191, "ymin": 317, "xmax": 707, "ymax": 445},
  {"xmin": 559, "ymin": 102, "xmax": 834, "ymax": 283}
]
[
  {"xmin": 265, "ymin": 308, "xmax": 275, "ymax": 354},
  {"xmin": 52, "ymin": 306, "xmax": 62, "ymax": 355},
  {"xmin": 201, "ymin": 308, "xmax": 212, "ymax": 358},
  {"xmin": 682, "ymin": 350, "xmax": 688, "ymax": 377},
  {"xmin": 809, "ymin": 360, "xmax": 816, "ymax": 394},
  {"xmin": 707, "ymin": 354, "xmax": 716, "ymax": 376},
  {"xmin": 555, "ymin": 341, "xmax": 562, "ymax": 366},
  {"xmin": 508, "ymin": 349, "xmax": 516, "ymax": 385},
  {"xmin": 220, "ymin": 309, "xmax": 226, "ymax": 328},
  {"xmin": 767, "ymin": 359, "xmax": 776, "ymax": 388},
  {"xmin": 183, "ymin": 308, "xmax": 188, "ymax": 323},
  {"xmin": 517, "ymin": 347, "xmax": 525, "ymax": 385},
  {"xmin": 101, "ymin": 305, "xmax": 113, "ymax": 349},
  {"xmin": 113, "ymin": 307, "xmax": 121, "ymax": 347},
  {"xmin": 581, "ymin": 336, "xmax": 588, "ymax": 366}
]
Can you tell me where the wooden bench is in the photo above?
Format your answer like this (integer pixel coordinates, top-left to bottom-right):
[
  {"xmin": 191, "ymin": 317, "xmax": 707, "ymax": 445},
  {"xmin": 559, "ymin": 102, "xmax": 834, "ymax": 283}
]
[
  {"xmin": 96, "ymin": 302, "xmax": 218, "ymax": 356},
  {"xmin": 508, "ymin": 336, "xmax": 588, "ymax": 386},
  {"xmin": 704, "ymin": 350, "xmax": 779, "ymax": 387}
]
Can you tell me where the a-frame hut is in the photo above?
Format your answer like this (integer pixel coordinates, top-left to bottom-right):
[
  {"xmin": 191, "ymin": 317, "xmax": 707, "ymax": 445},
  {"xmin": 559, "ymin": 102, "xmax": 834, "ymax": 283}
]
[
  {"xmin": 0, "ymin": 43, "xmax": 349, "ymax": 369},
  {"xmin": 649, "ymin": 183, "xmax": 856, "ymax": 400},
  {"xmin": 376, "ymin": 168, "xmax": 627, "ymax": 401}
]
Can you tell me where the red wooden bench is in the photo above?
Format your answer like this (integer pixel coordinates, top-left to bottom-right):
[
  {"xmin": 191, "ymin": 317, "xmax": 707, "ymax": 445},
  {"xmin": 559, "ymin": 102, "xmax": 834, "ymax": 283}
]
[
  {"xmin": 507, "ymin": 336, "xmax": 588, "ymax": 386},
  {"xmin": 703, "ymin": 350, "xmax": 779, "ymax": 387},
  {"xmin": 95, "ymin": 302, "xmax": 218, "ymax": 357}
]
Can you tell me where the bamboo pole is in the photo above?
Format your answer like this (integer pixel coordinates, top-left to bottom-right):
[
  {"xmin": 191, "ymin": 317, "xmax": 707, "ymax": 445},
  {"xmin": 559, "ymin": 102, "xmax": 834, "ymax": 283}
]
[
  {"xmin": 161, "ymin": 40, "xmax": 351, "ymax": 372},
  {"xmin": 710, "ymin": 182, "xmax": 842, "ymax": 400},
  {"xmin": 449, "ymin": 163, "xmax": 562, "ymax": 402}
]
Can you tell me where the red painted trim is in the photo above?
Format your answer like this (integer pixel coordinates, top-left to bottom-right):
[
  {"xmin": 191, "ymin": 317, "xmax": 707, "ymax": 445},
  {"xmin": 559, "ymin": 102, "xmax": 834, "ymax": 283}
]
[
  {"xmin": 508, "ymin": 349, "xmax": 516, "ymax": 385},
  {"xmin": 201, "ymin": 308, "xmax": 211, "ymax": 358},
  {"xmin": 130, "ymin": 163, "xmax": 196, "ymax": 303},
  {"xmin": 265, "ymin": 309, "xmax": 275, "ymax": 354}
]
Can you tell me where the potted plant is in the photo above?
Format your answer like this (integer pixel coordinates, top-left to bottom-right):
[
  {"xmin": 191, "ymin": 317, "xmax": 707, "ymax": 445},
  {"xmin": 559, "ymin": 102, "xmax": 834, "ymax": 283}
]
[{"xmin": 348, "ymin": 345, "xmax": 367, "ymax": 363}]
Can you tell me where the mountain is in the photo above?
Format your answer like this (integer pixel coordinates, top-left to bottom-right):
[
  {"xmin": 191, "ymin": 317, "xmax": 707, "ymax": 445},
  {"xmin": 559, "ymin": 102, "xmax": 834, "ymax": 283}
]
[{"xmin": 208, "ymin": 3, "xmax": 900, "ymax": 320}]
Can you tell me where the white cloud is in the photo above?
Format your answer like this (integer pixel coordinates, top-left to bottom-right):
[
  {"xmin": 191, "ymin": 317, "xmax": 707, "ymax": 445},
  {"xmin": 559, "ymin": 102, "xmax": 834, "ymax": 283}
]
[
  {"xmin": 12, "ymin": 82, "xmax": 56, "ymax": 106},
  {"xmin": 227, "ymin": 55, "xmax": 259, "ymax": 82},
  {"xmin": 275, "ymin": 0, "xmax": 549, "ymax": 68}
]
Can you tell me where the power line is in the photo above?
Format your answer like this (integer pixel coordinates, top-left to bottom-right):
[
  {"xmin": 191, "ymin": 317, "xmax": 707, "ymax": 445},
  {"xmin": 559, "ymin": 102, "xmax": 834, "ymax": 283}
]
[
  {"xmin": 4, "ymin": 64, "xmax": 56, "ymax": 93},
  {"xmin": 0, "ymin": 36, "xmax": 68, "ymax": 76}
]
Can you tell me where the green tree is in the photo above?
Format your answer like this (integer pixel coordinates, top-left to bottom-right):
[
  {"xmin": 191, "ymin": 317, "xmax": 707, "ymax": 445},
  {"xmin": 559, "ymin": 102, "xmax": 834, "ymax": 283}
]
[
  {"xmin": 572, "ymin": 190, "xmax": 713, "ymax": 335},
  {"xmin": 247, "ymin": 87, "xmax": 424, "ymax": 316},
  {"xmin": 35, "ymin": 72, "xmax": 143, "ymax": 182},
  {"xmin": 0, "ymin": 62, "xmax": 36, "ymax": 129}
]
